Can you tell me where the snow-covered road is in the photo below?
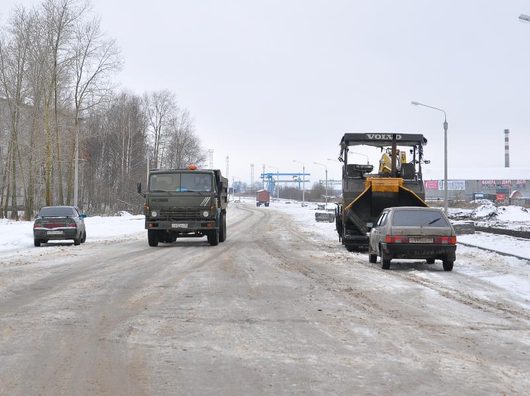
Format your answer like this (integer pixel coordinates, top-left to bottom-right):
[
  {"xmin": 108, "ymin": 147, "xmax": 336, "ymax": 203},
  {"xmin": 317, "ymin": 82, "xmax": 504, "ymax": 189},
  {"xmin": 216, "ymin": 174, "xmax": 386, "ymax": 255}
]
[{"xmin": 0, "ymin": 201, "xmax": 529, "ymax": 394}]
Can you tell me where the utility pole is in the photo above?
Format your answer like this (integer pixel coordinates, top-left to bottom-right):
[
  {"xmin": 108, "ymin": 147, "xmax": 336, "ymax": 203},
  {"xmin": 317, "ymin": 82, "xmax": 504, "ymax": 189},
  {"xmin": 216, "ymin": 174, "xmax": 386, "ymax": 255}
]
[
  {"xmin": 250, "ymin": 163, "xmax": 254, "ymax": 193},
  {"xmin": 314, "ymin": 162, "xmax": 328, "ymax": 205},
  {"xmin": 73, "ymin": 117, "xmax": 84, "ymax": 207}
]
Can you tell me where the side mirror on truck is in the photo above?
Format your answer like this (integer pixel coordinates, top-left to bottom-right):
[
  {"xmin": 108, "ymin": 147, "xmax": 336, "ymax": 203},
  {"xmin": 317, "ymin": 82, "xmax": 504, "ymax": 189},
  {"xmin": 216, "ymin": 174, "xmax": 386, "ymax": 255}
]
[{"xmin": 137, "ymin": 182, "xmax": 145, "ymax": 197}]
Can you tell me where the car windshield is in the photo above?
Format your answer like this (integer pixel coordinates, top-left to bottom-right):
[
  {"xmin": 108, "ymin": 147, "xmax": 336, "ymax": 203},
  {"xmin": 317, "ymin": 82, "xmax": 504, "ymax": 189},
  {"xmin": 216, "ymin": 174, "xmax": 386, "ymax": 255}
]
[
  {"xmin": 149, "ymin": 173, "xmax": 212, "ymax": 192},
  {"xmin": 392, "ymin": 210, "xmax": 450, "ymax": 227},
  {"xmin": 39, "ymin": 207, "xmax": 76, "ymax": 217}
]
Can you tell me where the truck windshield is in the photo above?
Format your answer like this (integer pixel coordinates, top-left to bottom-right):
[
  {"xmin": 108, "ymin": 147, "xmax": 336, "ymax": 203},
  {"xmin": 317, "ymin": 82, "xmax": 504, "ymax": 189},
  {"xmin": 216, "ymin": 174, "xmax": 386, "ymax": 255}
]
[{"xmin": 149, "ymin": 173, "xmax": 212, "ymax": 192}]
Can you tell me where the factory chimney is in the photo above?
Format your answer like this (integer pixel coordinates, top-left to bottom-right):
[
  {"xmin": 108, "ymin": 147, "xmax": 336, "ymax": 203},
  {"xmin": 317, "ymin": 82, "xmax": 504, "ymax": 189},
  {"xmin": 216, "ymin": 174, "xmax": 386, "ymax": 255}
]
[{"xmin": 504, "ymin": 129, "xmax": 510, "ymax": 168}]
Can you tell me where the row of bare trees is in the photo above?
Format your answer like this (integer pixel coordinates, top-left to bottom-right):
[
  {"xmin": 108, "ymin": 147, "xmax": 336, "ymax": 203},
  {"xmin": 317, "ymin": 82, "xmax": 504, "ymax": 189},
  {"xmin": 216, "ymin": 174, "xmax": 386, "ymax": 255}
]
[{"xmin": 0, "ymin": 0, "xmax": 204, "ymax": 219}]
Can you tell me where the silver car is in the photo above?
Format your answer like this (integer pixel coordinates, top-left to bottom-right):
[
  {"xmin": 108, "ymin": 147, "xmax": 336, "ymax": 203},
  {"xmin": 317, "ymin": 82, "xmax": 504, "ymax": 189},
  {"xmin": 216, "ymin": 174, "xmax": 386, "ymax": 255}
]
[
  {"xmin": 33, "ymin": 206, "xmax": 87, "ymax": 247},
  {"xmin": 368, "ymin": 206, "xmax": 457, "ymax": 271}
]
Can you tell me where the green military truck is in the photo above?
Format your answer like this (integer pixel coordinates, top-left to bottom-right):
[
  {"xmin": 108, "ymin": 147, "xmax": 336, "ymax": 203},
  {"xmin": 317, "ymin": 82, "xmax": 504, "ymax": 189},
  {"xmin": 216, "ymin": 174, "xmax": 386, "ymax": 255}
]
[{"xmin": 137, "ymin": 166, "xmax": 228, "ymax": 247}]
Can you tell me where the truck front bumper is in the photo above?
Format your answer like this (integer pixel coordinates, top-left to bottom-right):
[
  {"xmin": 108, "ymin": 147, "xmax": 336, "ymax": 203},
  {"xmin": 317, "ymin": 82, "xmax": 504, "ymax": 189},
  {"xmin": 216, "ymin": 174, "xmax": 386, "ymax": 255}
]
[{"xmin": 145, "ymin": 219, "xmax": 218, "ymax": 232}]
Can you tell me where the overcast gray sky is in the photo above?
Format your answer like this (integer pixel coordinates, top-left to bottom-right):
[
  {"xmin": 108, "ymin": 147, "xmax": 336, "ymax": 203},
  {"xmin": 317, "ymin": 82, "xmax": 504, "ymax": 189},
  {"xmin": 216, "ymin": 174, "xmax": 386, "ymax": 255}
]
[{"xmin": 2, "ymin": 0, "xmax": 529, "ymax": 183}]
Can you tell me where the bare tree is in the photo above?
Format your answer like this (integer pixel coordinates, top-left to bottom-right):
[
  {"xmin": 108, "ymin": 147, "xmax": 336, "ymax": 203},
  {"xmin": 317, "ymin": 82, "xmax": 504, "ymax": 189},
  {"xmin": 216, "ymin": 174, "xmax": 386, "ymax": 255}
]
[
  {"xmin": 81, "ymin": 92, "xmax": 147, "ymax": 213},
  {"xmin": 0, "ymin": 0, "xmax": 203, "ymax": 216},
  {"xmin": 143, "ymin": 90, "xmax": 176, "ymax": 168},
  {"xmin": 65, "ymin": 14, "xmax": 121, "ymax": 204},
  {"xmin": 40, "ymin": 0, "xmax": 87, "ymax": 205},
  {"xmin": 0, "ymin": 7, "xmax": 34, "ymax": 219},
  {"xmin": 163, "ymin": 109, "xmax": 205, "ymax": 168}
]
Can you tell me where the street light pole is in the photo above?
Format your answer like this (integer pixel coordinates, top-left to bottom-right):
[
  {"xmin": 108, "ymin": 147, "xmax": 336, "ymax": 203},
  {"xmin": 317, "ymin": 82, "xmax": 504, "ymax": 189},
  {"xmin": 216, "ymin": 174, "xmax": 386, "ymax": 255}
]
[
  {"xmin": 314, "ymin": 162, "xmax": 328, "ymax": 205},
  {"xmin": 293, "ymin": 160, "xmax": 306, "ymax": 206},
  {"xmin": 411, "ymin": 100, "xmax": 449, "ymax": 215}
]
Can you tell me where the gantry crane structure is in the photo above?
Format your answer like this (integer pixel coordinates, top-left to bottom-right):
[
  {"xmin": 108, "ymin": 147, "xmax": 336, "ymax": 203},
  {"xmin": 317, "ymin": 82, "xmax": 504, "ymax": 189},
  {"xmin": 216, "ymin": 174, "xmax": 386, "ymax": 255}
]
[{"xmin": 260, "ymin": 172, "xmax": 311, "ymax": 196}]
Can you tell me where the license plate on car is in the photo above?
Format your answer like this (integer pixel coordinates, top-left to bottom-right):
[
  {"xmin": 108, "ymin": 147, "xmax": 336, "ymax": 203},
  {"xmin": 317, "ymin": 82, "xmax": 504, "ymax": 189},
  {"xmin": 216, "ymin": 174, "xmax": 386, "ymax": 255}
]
[
  {"xmin": 47, "ymin": 230, "xmax": 63, "ymax": 235},
  {"xmin": 172, "ymin": 223, "xmax": 188, "ymax": 228},
  {"xmin": 409, "ymin": 237, "xmax": 433, "ymax": 244}
]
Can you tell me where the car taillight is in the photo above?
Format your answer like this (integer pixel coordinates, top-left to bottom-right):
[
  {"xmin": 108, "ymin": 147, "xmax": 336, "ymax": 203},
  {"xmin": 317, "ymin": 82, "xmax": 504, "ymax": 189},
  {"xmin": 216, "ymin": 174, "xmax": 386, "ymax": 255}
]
[
  {"xmin": 67, "ymin": 219, "xmax": 77, "ymax": 228},
  {"xmin": 434, "ymin": 236, "xmax": 456, "ymax": 245},
  {"xmin": 33, "ymin": 222, "xmax": 43, "ymax": 229},
  {"xmin": 384, "ymin": 235, "xmax": 409, "ymax": 243}
]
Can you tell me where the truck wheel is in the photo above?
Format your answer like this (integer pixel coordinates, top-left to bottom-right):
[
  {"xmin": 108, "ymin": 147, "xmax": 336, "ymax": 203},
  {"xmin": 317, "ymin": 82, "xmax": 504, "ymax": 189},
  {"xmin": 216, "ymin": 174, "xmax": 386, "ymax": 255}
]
[
  {"xmin": 369, "ymin": 253, "xmax": 377, "ymax": 263},
  {"xmin": 148, "ymin": 230, "xmax": 159, "ymax": 247},
  {"xmin": 265, "ymin": 202, "xmax": 269, "ymax": 207},
  {"xmin": 208, "ymin": 229, "xmax": 219, "ymax": 246},
  {"xmin": 443, "ymin": 260, "xmax": 454, "ymax": 272},
  {"xmin": 336, "ymin": 217, "xmax": 343, "ymax": 238},
  {"xmin": 219, "ymin": 213, "xmax": 227, "ymax": 242}
]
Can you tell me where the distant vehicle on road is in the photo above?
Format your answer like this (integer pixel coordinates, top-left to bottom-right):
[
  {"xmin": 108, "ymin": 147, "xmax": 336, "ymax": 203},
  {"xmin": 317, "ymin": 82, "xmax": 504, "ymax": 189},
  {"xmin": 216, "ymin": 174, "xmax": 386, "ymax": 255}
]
[
  {"xmin": 368, "ymin": 206, "xmax": 456, "ymax": 271},
  {"xmin": 33, "ymin": 206, "xmax": 87, "ymax": 247},
  {"xmin": 256, "ymin": 189, "xmax": 270, "ymax": 207}
]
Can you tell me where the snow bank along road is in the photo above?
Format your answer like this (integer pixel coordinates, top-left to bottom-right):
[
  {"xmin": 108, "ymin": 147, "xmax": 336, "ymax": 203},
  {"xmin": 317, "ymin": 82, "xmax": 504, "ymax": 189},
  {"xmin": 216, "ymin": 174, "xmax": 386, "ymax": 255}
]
[{"xmin": 0, "ymin": 203, "xmax": 529, "ymax": 395}]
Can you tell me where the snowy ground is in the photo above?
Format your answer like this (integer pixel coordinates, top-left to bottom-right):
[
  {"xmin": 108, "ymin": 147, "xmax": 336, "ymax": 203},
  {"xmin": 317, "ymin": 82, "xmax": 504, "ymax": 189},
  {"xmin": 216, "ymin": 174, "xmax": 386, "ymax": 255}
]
[
  {"xmin": 0, "ymin": 213, "xmax": 145, "ymax": 257},
  {"xmin": 255, "ymin": 197, "xmax": 530, "ymax": 259},
  {"xmin": 1, "ymin": 199, "xmax": 529, "ymax": 394},
  {"xmin": 1, "ymin": 198, "xmax": 530, "ymax": 260},
  {"xmin": 1, "ymin": 197, "xmax": 529, "ymax": 275}
]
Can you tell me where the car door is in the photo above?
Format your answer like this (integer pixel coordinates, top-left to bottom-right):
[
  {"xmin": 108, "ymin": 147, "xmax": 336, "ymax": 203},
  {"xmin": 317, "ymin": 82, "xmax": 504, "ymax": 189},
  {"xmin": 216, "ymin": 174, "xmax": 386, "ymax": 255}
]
[{"xmin": 370, "ymin": 210, "xmax": 389, "ymax": 254}]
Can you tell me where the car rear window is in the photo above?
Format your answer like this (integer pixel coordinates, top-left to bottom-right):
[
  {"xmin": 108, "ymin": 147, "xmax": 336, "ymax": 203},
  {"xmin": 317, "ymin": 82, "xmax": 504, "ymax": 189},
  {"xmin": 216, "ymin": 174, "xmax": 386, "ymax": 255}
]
[
  {"xmin": 39, "ymin": 207, "xmax": 76, "ymax": 217},
  {"xmin": 392, "ymin": 210, "xmax": 450, "ymax": 227}
]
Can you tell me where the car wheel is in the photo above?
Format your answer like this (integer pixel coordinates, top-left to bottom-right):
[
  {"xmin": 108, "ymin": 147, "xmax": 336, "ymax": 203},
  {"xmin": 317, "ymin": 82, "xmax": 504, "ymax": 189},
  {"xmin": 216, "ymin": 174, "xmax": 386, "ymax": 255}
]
[
  {"xmin": 443, "ymin": 260, "xmax": 454, "ymax": 271},
  {"xmin": 73, "ymin": 237, "xmax": 81, "ymax": 246},
  {"xmin": 219, "ymin": 213, "xmax": 227, "ymax": 243},
  {"xmin": 426, "ymin": 258, "xmax": 435, "ymax": 264},
  {"xmin": 148, "ymin": 230, "xmax": 159, "ymax": 247},
  {"xmin": 34, "ymin": 238, "xmax": 41, "ymax": 247},
  {"xmin": 381, "ymin": 249, "xmax": 391, "ymax": 270},
  {"xmin": 368, "ymin": 249, "xmax": 377, "ymax": 263},
  {"xmin": 81, "ymin": 231, "xmax": 86, "ymax": 243},
  {"xmin": 207, "ymin": 228, "xmax": 219, "ymax": 246}
]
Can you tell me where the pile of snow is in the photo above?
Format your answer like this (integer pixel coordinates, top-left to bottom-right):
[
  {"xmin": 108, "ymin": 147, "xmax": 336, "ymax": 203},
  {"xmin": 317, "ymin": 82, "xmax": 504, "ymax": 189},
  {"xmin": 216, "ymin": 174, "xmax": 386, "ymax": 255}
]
[
  {"xmin": 495, "ymin": 206, "xmax": 530, "ymax": 222},
  {"xmin": 468, "ymin": 203, "xmax": 530, "ymax": 231},
  {"xmin": 469, "ymin": 199, "xmax": 495, "ymax": 205},
  {"xmin": 471, "ymin": 202, "xmax": 498, "ymax": 220},
  {"xmin": 116, "ymin": 210, "xmax": 135, "ymax": 217},
  {"xmin": 0, "ymin": 214, "xmax": 144, "ymax": 254}
]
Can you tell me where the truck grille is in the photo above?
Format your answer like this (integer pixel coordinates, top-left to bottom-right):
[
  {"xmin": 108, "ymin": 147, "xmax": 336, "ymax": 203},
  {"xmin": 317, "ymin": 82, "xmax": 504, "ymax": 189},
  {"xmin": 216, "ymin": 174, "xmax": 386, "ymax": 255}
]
[{"xmin": 158, "ymin": 209, "xmax": 202, "ymax": 220}]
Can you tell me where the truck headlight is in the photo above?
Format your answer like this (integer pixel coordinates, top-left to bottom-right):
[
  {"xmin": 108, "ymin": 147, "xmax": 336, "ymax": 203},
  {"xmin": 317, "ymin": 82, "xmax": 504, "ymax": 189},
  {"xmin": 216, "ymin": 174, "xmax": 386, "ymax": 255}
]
[
  {"xmin": 151, "ymin": 211, "xmax": 158, "ymax": 217},
  {"xmin": 202, "ymin": 210, "xmax": 209, "ymax": 218}
]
